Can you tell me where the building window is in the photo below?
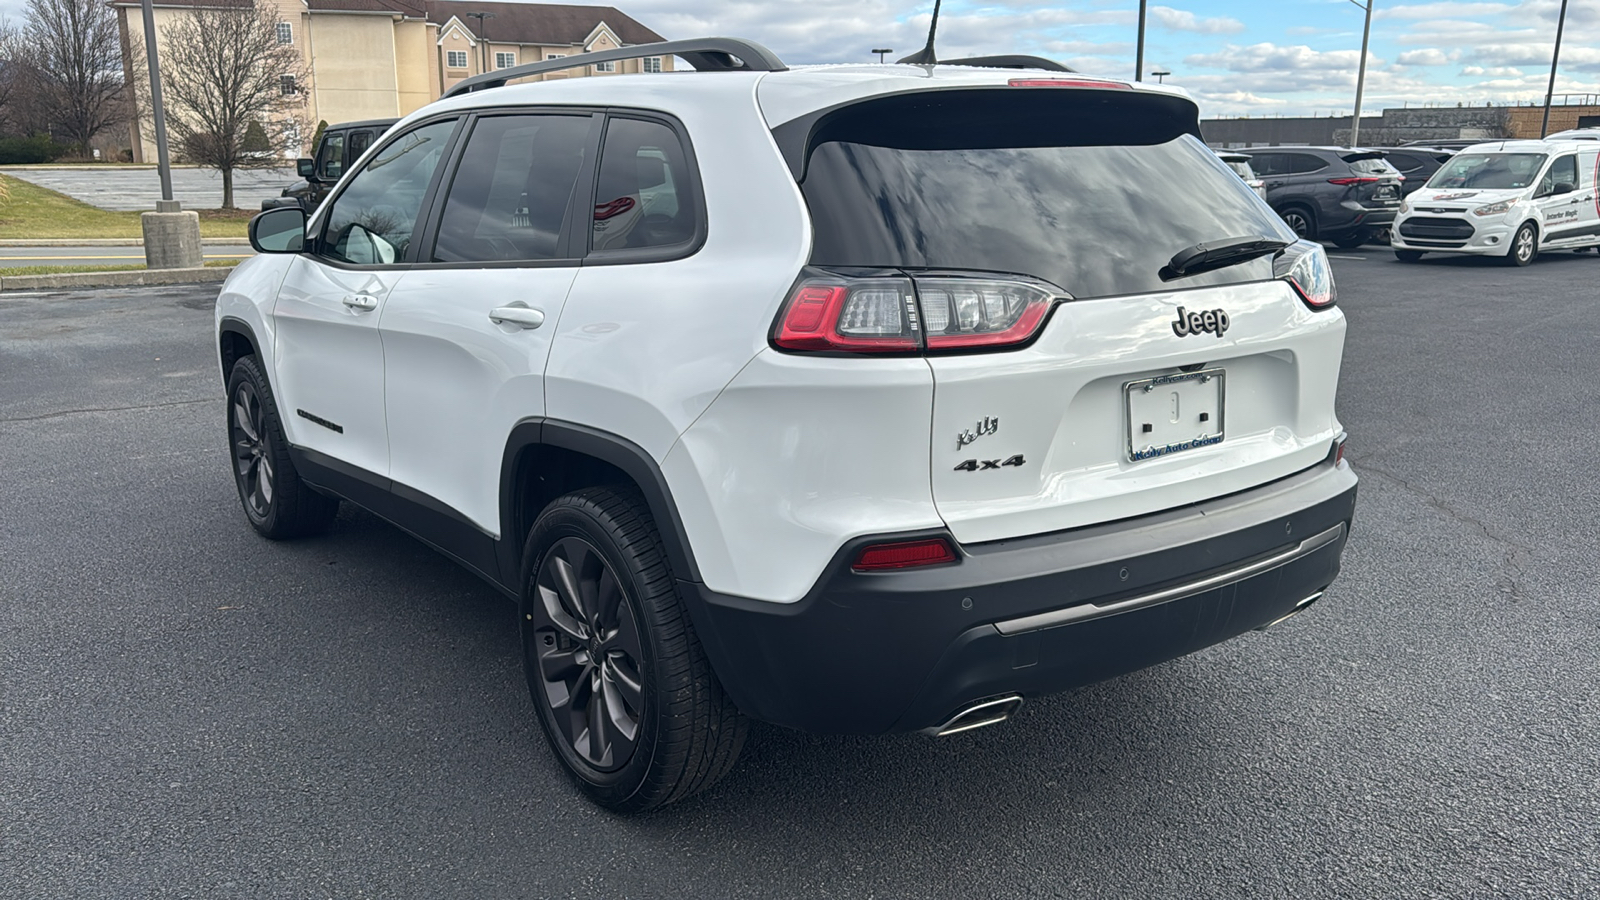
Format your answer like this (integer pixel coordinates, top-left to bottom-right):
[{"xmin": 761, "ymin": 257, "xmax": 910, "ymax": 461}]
[
  {"xmin": 275, "ymin": 22, "xmax": 292, "ymax": 45},
  {"xmin": 495, "ymin": 51, "xmax": 516, "ymax": 69},
  {"xmin": 279, "ymin": 74, "xmax": 297, "ymax": 96},
  {"xmin": 643, "ymin": 56, "xmax": 662, "ymax": 73},
  {"xmin": 446, "ymin": 50, "xmax": 468, "ymax": 69},
  {"xmin": 593, "ymin": 60, "xmax": 615, "ymax": 73},
  {"xmin": 546, "ymin": 53, "xmax": 565, "ymax": 60}
]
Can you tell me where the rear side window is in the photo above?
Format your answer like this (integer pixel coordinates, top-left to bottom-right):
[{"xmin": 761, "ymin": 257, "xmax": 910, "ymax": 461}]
[
  {"xmin": 1283, "ymin": 153, "xmax": 1328, "ymax": 174},
  {"xmin": 348, "ymin": 129, "xmax": 373, "ymax": 161},
  {"xmin": 433, "ymin": 114, "xmax": 593, "ymax": 263},
  {"xmin": 318, "ymin": 131, "xmax": 345, "ymax": 181},
  {"xmin": 1386, "ymin": 152, "xmax": 1422, "ymax": 173},
  {"xmin": 588, "ymin": 117, "xmax": 698, "ymax": 256},
  {"xmin": 801, "ymin": 114, "xmax": 1291, "ymax": 300}
]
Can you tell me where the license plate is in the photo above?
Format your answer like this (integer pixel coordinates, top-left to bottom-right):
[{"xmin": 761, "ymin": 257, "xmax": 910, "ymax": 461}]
[
  {"xmin": 1125, "ymin": 369, "xmax": 1225, "ymax": 462},
  {"xmin": 1374, "ymin": 186, "xmax": 1398, "ymax": 200}
]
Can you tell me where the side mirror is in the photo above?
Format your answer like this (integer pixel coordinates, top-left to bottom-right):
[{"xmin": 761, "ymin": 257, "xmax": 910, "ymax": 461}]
[
  {"xmin": 296, "ymin": 157, "xmax": 316, "ymax": 180},
  {"xmin": 1553, "ymin": 181, "xmax": 1576, "ymax": 196},
  {"xmin": 249, "ymin": 207, "xmax": 307, "ymax": 254}
]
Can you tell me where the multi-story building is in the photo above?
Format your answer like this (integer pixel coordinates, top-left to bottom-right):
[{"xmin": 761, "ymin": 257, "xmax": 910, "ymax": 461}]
[{"xmin": 115, "ymin": 0, "xmax": 668, "ymax": 162}]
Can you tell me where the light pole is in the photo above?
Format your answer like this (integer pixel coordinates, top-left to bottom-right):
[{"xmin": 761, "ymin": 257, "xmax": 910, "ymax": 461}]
[
  {"xmin": 1348, "ymin": 0, "xmax": 1374, "ymax": 147},
  {"xmin": 466, "ymin": 12, "xmax": 495, "ymax": 72},
  {"xmin": 1540, "ymin": 0, "xmax": 1569, "ymax": 138},
  {"xmin": 138, "ymin": 0, "xmax": 173, "ymax": 205},
  {"xmin": 1135, "ymin": 0, "xmax": 1147, "ymax": 81},
  {"xmin": 1151, "ymin": 68, "xmax": 1170, "ymax": 84},
  {"xmin": 872, "ymin": 48, "xmax": 894, "ymax": 63}
]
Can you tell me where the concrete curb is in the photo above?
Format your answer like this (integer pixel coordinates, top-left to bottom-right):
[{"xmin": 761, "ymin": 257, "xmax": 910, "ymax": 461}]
[
  {"xmin": 0, "ymin": 238, "xmax": 251, "ymax": 247},
  {"xmin": 0, "ymin": 267, "xmax": 230, "ymax": 292}
]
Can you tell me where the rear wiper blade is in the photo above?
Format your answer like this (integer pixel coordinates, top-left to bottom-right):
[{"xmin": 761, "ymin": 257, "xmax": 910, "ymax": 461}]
[{"xmin": 1162, "ymin": 236, "xmax": 1290, "ymax": 280}]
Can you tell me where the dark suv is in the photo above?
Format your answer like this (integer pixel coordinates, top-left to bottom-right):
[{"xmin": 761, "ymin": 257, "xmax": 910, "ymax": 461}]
[
  {"xmin": 1244, "ymin": 147, "xmax": 1403, "ymax": 248},
  {"xmin": 1373, "ymin": 147, "xmax": 1454, "ymax": 197},
  {"xmin": 262, "ymin": 118, "xmax": 398, "ymax": 211}
]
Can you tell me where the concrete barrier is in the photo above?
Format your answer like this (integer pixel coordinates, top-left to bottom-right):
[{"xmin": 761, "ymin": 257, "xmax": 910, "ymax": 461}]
[{"xmin": 0, "ymin": 267, "xmax": 230, "ymax": 292}]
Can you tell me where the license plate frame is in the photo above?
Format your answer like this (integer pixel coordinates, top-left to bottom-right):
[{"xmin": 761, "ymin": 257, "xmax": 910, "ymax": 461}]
[{"xmin": 1124, "ymin": 369, "xmax": 1226, "ymax": 462}]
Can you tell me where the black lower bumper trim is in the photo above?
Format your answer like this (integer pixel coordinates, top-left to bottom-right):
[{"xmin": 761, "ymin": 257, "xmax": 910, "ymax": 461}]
[{"xmin": 681, "ymin": 459, "xmax": 1358, "ymax": 735}]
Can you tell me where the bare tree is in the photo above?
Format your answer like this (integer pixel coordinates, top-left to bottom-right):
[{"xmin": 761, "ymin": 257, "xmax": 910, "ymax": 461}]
[
  {"xmin": 157, "ymin": 2, "xmax": 306, "ymax": 208},
  {"xmin": 23, "ymin": 0, "xmax": 127, "ymax": 154},
  {"xmin": 0, "ymin": 17, "xmax": 20, "ymax": 134}
]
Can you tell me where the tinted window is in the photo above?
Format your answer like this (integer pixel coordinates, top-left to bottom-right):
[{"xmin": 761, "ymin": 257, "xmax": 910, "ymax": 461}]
[
  {"xmin": 1225, "ymin": 160, "xmax": 1255, "ymax": 180},
  {"xmin": 1541, "ymin": 155, "xmax": 1578, "ymax": 194},
  {"xmin": 1386, "ymin": 152, "xmax": 1423, "ymax": 173},
  {"xmin": 589, "ymin": 118, "xmax": 697, "ymax": 254},
  {"xmin": 1283, "ymin": 153, "xmax": 1328, "ymax": 174},
  {"xmin": 320, "ymin": 119, "xmax": 455, "ymax": 265},
  {"xmin": 802, "ymin": 134, "xmax": 1293, "ymax": 301},
  {"xmin": 348, "ymin": 129, "xmax": 373, "ymax": 162},
  {"xmin": 1348, "ymin": 157, "xmax": 1395, "ymax": 176},
  {"xmin": 1427, "ymin": 153, "xmax": 1546, "ymax": 190},
  {"xmin": 1247, "ymin": 153, "xmax": 1283, "ymax": 176},
  {"xmin": 318, "ymin": 131, "xmax": 345, "ymax": 181},
  {"xmin": 433, "ymin": 114, "xmax": 592, "ymax": 263}
]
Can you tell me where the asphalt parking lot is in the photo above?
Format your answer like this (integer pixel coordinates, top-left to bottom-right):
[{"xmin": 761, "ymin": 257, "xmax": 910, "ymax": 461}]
[
  {"xmin": 3, "ymin": 247, "xmax": 1598, "ymax": 898},
  {"xmin": 0, "ymin": 166, "xmax": 294, "ymax": 212}
]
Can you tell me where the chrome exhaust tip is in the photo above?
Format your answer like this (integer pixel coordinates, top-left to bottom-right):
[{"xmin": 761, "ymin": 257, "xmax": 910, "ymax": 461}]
[
  {"xmin": 924, "ymin": 694, "xmax": 1023, "ymax": 737},
  {"xmin": 1256, "ymin": 591, "xmax": 1325, "ymax": 631}
]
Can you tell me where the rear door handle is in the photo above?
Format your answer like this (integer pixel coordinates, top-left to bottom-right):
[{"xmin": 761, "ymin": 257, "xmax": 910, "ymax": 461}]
[
  {"xmin": 489, "ymin": 306, "xmax": 545, "ymax": 330},
  {"xmin": 342, "ymin": 293, "xmax": 378, "ymax": 312}
]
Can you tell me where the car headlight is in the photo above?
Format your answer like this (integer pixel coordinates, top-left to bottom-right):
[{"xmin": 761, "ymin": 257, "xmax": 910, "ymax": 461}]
[
  {"xmin": 1473, "ymin": 199, "xmax": 1515, "ymax": 217},
  {"xmin": 1399, "ymin": 199, "xmax": 1409, "ymax": 214}
]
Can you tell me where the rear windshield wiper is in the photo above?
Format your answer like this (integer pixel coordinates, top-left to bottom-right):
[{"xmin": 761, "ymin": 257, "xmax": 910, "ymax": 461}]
[{"xmin": 1162, "ymin": 236, "xmax": 1290, "ymax": 281}]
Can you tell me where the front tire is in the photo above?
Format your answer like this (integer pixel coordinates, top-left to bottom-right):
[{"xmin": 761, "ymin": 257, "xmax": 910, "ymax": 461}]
[
  {"xmin": 521, "ymin": 487, "xmax": 746, "ymax": 812},
  {"xmin": 226, "ymin": 355, "xmax": 338, "ymax": 539},
  {"xmin": 1503, "ymin": 222, "xmax": 1538, "ymax": 267},
  {"xmin": 1394, "ymin": 250, "xmax": 1424, "ymax": 263}
]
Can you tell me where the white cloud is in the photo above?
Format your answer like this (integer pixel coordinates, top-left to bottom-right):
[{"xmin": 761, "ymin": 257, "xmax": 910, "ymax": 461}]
[
  {"xmin": 1397, "ymin": 48, "xmax": 1453, "ymax": 65},
  {"xmin": 1375, "ymin": 2, "xmax": 1515, "ymax": 20},
  {"xmin": 1149, "ymin": 6, "xmax": 1244, "ymax": 35}
]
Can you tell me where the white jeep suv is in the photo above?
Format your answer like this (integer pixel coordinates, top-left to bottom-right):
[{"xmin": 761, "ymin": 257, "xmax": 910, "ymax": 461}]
[{"xmin": 222, "ymin": 38, "xmax": 1358, "ymax": 811}]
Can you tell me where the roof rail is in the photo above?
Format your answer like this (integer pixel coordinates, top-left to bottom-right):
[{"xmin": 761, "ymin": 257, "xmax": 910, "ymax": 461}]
[
  {"xmin": 443, "ymin": 37, "xmax": 786, "ymax": 99},
  {"xmin": 940, "ymin": 55, "xmax": 1074, "ymax": 73}
]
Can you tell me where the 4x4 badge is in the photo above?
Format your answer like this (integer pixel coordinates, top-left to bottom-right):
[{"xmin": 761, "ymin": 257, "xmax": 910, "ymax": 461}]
[{"xmin": 1172, "ymin": 306, "xmax": 1230, "ymax": 338}]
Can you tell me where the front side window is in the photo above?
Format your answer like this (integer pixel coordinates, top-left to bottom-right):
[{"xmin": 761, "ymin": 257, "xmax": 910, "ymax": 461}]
[
  {"xmin": 446, "ymin": 50, "xmax": 468, "ymax": 69},
  {"xmin": 496, "ymin": 51, "xmax": 516, "ymax": 69},
  {"xmin": 317, "ymin": 131, "xmax": 345, "ymax": 181},
  {"xmin": 319, "ymin": 119, "xmax": 455, "ymax": 265},
  {"xmin": 1540, "ymin": 155, "xmax": 1579, "ymax": 194},
  {"xmin": 433, "ymin": 115, "xmax": 592, "ymax": 263},
  {"xmin": 275, "ymin": 22, "xmax": 292, "ymax": 44},
  {"xmin": 589, "ymin": 118, "xmax": 697, "ymax": 255},
  {"xmin": 1427, "ymin": 153, "xmax": 1547, "ymax": 190}
]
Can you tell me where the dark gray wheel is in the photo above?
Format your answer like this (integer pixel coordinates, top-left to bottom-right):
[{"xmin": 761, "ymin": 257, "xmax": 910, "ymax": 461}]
[
  {"xmin": 1394, "ymin": 250, "xmax": 1424, "ymax": 263},
  {"xmin": 226, "ymin": 356, "xmax": 338, "ymax": 539},
  {"xmin": 1280, "ymin": 206, "xmax": 1317, "ymax": 241},
  {"xmin": 521, "ymin": 487, "xmax": 745, "ymax": 812},
  {"xmin": 1504, "ymin": 222, "xmax": 1538, "ymax": 267}
]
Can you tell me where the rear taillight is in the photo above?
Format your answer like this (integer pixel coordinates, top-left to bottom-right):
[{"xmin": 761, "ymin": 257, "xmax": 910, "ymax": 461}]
[
  {"xmin": 852, "ymin": 538, "xmax": 958, "ymax": 571},
  {"xmin": 1275, "ymin": 241, "xmax": 1337, "ymax": 310},
  {"xmin": 1327, "ymin": 176, "xmax": 1380, "ymax": 185},
  {"xmin": 772, "ymin": 269, "xmax": 1061, "ymax": 355}
]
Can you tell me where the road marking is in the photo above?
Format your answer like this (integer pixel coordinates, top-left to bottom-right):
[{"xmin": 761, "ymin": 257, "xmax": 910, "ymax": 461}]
[{"xmin": 1327, "ymin": 255, "xmax": 1368, "ymax": 260}]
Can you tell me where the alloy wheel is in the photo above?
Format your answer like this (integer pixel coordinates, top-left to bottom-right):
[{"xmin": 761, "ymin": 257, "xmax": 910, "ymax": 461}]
[
  {"xmin": 1515, "ymin": 227, "xmax": 1536, "ymax": 264},
  {"xmin": 531, "ymin": 537, "xmax": 645, "ymax": 772},
  {"xmin": 231, "ymin": 381, "xmax": 274, "ymax": 518},
  {"xmin": 1283, "ymin": 210, "xmax": 1311, "ymax": 238}
]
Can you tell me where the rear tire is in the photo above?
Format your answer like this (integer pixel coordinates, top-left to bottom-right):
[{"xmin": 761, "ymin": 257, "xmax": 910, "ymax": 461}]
[
  {"xmin": 1394, "ymin": 250, "xmax": 1424, "ymax": 263},
  {"xmin": 521, "ymin": 487, "xmax": 746, "ymax": 812},
  {"xmin": 1503, "ymin": 222, "xmax": 1538, "ymax": 267},
  {"xmin": 1280, "ymin": 206, "xmax": 1318, "ymax": 241},
  {"xmin": 1332, "ymin": 234, "xmax": 1366, "ymax": 249},
  {"xmin": 226, "ymin": 355, "xmax": 338, "ymax": 539}
]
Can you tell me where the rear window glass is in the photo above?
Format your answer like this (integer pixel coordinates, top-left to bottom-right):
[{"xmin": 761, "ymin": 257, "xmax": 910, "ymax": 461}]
[
  {"xmin": 801, "ymin": 134, "xmax": 1291, "ymax": 300},
  {"xmin": 1427, "ymin": 153, "xmax": 1547, "ymax": 190},
  {"xmin": 1348, "ymin": 158, "xmax": 1395, "ymax": 176}
]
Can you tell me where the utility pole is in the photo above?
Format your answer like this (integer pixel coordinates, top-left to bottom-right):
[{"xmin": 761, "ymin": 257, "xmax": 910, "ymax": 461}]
[
  {"xmin": 138, "ymin": 0, "xmax": 200, "ymax": 271},
  {"xmin": 138, "ymin": 0, "xmax": 173, "ymax": 206},
  {"xmin": 1348, "ymin": 0, "xmax": 1373, "ymax": 147},
  {"xmin": 872, "ymin": 48, "xmax": 893, "ymax": 63},
  {"xmin": 1540, "ymin": 0, "xmax": 1569, "ymax": 138},
  {"xmin": 466, "ymin": 12, "xmax": 495, "ymax": 72},
  {"xmin": 1135, "ymin": 0, "xmax": 1147, "ymax": 81}
]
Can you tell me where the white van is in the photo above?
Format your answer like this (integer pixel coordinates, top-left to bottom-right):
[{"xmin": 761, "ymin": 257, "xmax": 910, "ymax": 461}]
[{"xmin": 1391, "ymin": 139, "xmax": 1600, "ymax": 265}]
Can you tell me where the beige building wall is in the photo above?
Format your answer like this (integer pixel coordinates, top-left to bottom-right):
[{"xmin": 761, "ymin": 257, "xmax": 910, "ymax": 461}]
[
  {"xmin": 393, "ymin": 19, "xmax": 435, "ymax": 116},
  {"xmin": 306, "ymin": 13, "xmax": 402, "ymax": 124}
]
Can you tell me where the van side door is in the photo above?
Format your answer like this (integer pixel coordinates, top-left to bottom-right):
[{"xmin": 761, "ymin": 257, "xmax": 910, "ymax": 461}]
[{"xmin": 1535, "ymin": 154, "xmax": 1587, "ymax": 243}]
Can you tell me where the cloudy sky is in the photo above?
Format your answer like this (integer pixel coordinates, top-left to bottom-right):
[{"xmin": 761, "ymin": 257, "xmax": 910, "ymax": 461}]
[{"xmin": 5, "ymin": 0, "xmax": 1594, "ymax": 118}]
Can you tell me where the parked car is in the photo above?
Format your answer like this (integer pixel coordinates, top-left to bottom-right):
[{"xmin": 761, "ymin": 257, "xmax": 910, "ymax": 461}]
[
  {"xmin": 1543, "ymin": 127, "xmax": 1600, "ymax": 142},
  {"xmin": 1392, "ymin": 138, "xmax": 1600, "ymax": 265},
  {"xmin": 1216, "ymin": 150, "xmax": 1267, "ymax": 199},
  {"xmin": 1243, "ymin": 147, "xmax": 1403, "ymax": 248},
  {"xmin": 1399, "ymin": 138, "xmax": 1487, "ymax": 152},
  {"xmin": 228, "ymin": 37, "xmax": 1357, "ymax": 811},
  {"xmin": 1372, "ymin": 147, "xmax": 1454, "ymax": 197},
  {"xmin": 261, "ymin": 118, "xmax": 398, "ymax": 211}
]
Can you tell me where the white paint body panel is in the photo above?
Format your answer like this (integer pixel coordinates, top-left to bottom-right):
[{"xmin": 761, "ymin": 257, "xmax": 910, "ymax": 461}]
[
  {"xmin": 1392, "ymin": 143, "xmax": 1600, "ymax": 256},
  {"xmin": 271, "ymin": 256, "xmax": 401, "ymax": 475},
  {"xmin": 215, "ymin": 254, "xmax": 294, "ymax": 380},
  {"xmin": 928, "ymin": 281, "xmax": 1346, "ymax": 543},
  {"xmin": 380, "ymin": 267, "xmax": 578, "ymax": 536},
  {"xmin": 663, "ymin": 351, "xmax": 941, "ymax": 603}
]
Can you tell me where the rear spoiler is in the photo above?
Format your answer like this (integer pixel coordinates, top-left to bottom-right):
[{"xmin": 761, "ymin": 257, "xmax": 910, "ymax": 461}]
[{"xmin": 1339, "ymin": 150, "xmax": 1387, "ymax": 162}]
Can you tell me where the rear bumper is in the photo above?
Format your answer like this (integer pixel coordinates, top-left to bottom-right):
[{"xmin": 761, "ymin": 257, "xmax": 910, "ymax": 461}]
[{"xmin": 682, "ymin": 456, "xmax": 1359, "ymax": 734}]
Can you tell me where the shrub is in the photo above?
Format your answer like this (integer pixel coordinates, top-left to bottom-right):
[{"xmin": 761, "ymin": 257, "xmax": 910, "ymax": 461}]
[{"xmin": 0, "ymin": 134, "xmax": 70, "ymax": 164}]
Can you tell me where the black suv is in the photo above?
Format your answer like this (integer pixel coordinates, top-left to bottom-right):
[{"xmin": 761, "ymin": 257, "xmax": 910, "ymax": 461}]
[
  {"xmin": 1244, "ymin": 147, "xmax": 1403, "ymax": 248},
  {"xmin": 1373, "ymin": 147, "xmax": 1454, "ymax": 197},
  {"xmin": 262, "ymin": 118, "xmax": 398, "ymax": 211}
]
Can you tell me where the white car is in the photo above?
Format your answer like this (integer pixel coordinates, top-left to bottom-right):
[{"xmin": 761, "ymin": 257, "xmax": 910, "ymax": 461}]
[
  {"xmin": 1392, "ymin": 139, "xmax": 1600, "ymax": 265},
  {"xmin": 223, "ymin": 37, "xmax": 1358, "ymax": 811},
  {"xmin": 1544, "ymin": 127, "xmax": 1600, "ymax": 142}
]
